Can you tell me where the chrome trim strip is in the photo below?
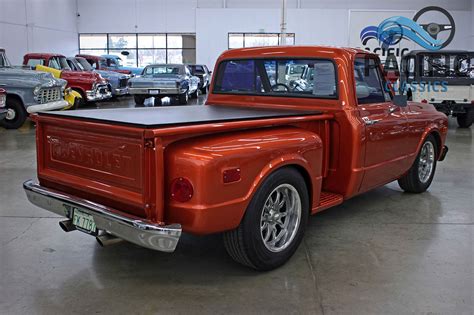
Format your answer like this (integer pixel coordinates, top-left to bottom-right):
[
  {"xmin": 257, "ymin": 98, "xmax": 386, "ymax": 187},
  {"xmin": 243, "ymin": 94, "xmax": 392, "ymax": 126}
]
[{"xmin": 23, "ymin": 180, "xmax": 181, "ymax": 252}]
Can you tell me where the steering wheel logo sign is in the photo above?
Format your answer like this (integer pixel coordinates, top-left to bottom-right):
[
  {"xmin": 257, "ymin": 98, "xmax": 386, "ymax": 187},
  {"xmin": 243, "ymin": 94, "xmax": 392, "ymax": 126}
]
[{"xmin": 360, "ymin": 6, "xmax": 455, "ymax": 51}]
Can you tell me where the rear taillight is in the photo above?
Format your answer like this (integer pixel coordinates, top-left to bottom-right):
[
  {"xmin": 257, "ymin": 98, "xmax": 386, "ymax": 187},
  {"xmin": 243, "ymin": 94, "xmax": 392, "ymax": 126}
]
[
  {"xmin": 170, "ymin": 177, "xmax": 193, "ymax": 202},
  {"xmin": 421, "ymin": 99, "xmax": 428, "ymax": 104}
]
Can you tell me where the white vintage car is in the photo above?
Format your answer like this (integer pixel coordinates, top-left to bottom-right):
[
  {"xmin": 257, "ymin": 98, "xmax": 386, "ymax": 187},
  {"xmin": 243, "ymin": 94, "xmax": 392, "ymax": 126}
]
[{"xmin": 401, "ymin": 50, "xmax": 474, "ymax": 128}]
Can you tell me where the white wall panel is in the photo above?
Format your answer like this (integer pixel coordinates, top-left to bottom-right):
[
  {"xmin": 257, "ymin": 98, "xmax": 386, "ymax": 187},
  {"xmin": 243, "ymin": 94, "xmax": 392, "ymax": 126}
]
[{"xmin": 0, "ymin": 0, "xmax": 78, "ymax": 65}]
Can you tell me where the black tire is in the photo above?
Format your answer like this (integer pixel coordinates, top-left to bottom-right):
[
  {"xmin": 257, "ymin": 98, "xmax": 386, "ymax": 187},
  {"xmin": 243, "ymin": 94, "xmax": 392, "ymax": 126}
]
[
  {"xmin": 0, "ymin": 97, "xmax": 27, "ymax": 129},
  {"xmin": 398, "ymin": 134, "xmax": 438, "ymax": 193},
  {"xmin": 153, "ymin": 97, "xmax": 162, "ymax": 106},
  {"xmin": 456, "ymin": 109, "xmax": 473, "ymax": 128},
  {"xmin": 71, "ymin": 96, "xmax": 85, "ymax": 110},
  {"xmin": 178, "ymin": 92, "xmax": 189, "ymax": 105},
  {"xmin": 134, "ymin": 95, "xmax": 146, "ymax": 106},
  {"xmin": 190, "ymin": 89, "xmax": 199, "ymax": 99},
  {"xmin": 223, "ymin": 167, "xmax": 309, "ymax": 270},
  {"xmin": 200, "ymin": 85, "xmax": 208, "ymax": 94}
]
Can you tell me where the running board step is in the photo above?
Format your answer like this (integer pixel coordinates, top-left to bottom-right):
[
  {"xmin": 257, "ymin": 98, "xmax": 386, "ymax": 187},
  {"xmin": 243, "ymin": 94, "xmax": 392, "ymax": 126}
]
[{"xmin": 315, "ymin": 191, "xmax": 344, "ymax": 212}]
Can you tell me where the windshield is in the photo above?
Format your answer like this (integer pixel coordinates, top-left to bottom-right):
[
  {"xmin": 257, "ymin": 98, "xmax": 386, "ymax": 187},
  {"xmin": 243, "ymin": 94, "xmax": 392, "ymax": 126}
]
[
  {"xmin": 54, "ymin": 56, "xmax": 71, "ymax": 70},
  {"xmin": 144, "ymin": 66, "xmax": 182, "ymax": 75},
  {"xmin": 188, "ymin": 65, "xmax": 205, "ymax": 74},
  {"xmin": 77, "ymin": 58, "xmax": 93, "ymax": 71},
  {"xmin": 0, "ymin": 51, "xmax": 11, "ymax": 67},
  {"xmin": 422, "ymin": 53, "xmax": 474, "ymax": 78},
  {"xmin": 108, "ymin": 57, "xmax": 123, "ymax": 67}
]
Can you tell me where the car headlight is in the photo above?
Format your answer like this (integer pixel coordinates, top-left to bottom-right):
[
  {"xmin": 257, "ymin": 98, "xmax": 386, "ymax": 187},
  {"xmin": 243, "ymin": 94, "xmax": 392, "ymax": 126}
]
[{"xmin": 33, "ymin": 86, "xmax": 41, "ymax": 95}]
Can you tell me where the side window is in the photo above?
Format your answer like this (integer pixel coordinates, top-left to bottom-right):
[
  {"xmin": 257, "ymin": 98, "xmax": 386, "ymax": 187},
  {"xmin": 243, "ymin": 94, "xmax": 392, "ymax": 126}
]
[
  {"xmin": 108, "ymin": 59, "xmax": 117, "ymax": 67},
  {"xmin": 27, "ymin": 58, "xmax": 44, "ymax": 67},
  {"xmin": 354, "ymin": 57, "xmax": 387, "ymax": 105},
  {"xmin": 49, "ymin": 57, "xmax": 61, "ymax": 70},
  {"xmin": 66, "ymin": 60, "xmax": 76, "ymax": 70}
]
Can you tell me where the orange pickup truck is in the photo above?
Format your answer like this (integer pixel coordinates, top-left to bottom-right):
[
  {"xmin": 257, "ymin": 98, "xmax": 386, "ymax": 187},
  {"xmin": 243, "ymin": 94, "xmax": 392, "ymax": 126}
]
[{"xmin": 24, "ymin": 46, "xmax": 448, "ymax": 270}]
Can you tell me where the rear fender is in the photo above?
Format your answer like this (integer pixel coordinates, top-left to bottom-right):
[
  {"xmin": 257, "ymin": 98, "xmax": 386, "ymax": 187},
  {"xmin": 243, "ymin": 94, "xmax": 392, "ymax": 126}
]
[{"xmin": 164, "ymin": 126, "xmax": 324, "ymax": 234}]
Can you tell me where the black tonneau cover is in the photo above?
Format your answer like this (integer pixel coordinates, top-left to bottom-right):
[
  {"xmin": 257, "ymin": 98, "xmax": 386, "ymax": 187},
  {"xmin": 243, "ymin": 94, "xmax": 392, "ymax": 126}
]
[{"xmin": 40, "ymin": 105, "xmax": 322, "ymax": 128}]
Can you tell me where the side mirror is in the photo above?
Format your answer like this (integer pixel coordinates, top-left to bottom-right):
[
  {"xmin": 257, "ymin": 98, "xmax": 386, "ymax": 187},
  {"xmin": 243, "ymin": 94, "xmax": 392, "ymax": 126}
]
[{"xmin": 393, "ymin": 94, "xmax": 408, "ymax": 107}]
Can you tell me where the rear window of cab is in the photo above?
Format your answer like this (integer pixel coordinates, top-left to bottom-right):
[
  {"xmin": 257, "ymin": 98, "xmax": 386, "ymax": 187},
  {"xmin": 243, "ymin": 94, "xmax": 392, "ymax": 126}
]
[{"xmin": 213, "ymin": 58, "xmax": 338, "ymax": 99}]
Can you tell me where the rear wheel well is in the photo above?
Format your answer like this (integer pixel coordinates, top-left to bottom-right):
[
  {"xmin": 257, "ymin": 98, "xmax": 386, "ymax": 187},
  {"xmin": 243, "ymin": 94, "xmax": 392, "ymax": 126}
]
[
  {"xmin": 429, "ymin": 131, "xmax": 442, "ymax": 158},
  {"xmin": 6, "ymin": 93, "xmax": 24, "ymax": 107},
  {"xmin": 285, "ymin": 165, "xmax": 313, "ymax": 214}
]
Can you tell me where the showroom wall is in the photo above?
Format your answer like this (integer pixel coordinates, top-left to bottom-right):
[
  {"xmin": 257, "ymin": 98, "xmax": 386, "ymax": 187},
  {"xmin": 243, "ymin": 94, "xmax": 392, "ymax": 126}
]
[
  {"xmin": 77, "ymin": 0, "xmax": 473, "ymax": 69},
  {"xmin": 0, "ymin": 0, "xmax": 79, "ymax": 65}
]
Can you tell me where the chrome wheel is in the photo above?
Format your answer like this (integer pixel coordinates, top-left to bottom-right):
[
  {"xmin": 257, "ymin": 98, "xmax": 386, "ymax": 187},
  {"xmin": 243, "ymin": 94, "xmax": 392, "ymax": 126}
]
[
  {"xmin": 5, "ymin": 108, "xmax": 16, "ymax": 120},
  {"xmin": 260, "ymin": 184, "xmax": 301, "ymax": 253},
  {"xmin": 418, "ymin": 141, "xmax": 435, "ymax": 183}
]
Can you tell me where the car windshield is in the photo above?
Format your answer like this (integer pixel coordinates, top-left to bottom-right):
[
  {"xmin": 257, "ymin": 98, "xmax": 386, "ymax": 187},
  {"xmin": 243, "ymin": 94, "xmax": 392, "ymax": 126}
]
[
  {"xmin": 145, "ymin": 66, "xmax": 182, "ymax": 75},
  {"xmin": 77, "ymin": 58, "xmax": 93, "ymax": 71},
  {"xmin": 189, "ymin": 65, "xmax": 205, "ymax": 74},
  {"xmin": 422, "ymin": 53, "xmax": 474, "ymax": 78},
  {"xmin": 57, "ymin": 56, "xmax": 71, "ymax": 70},
  {"xmin": 0, "ymin": 52, "xmax": 11, "ymax": 67}
]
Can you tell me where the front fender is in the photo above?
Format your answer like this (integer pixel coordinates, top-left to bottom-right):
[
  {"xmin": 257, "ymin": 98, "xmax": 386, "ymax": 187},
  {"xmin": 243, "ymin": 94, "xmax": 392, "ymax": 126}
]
[{"xmin": 164, "ymin": 127, "xmax": 323, "ymax": 234}]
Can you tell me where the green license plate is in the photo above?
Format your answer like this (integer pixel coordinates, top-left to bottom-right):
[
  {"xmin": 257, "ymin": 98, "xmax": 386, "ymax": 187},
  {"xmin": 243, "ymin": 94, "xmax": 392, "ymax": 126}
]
[{"xmin": 72, "ymin": 208, "xmax": 97, "ymax": 235}]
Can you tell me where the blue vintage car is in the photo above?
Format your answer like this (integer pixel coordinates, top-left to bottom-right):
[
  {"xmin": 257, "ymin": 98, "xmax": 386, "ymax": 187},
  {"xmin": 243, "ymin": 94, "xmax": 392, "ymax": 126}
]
[
  {"xmin": 101, "ymin": 55, "xmax": 143, "ymax": 76},
  {"xmin": 67, "ymin": 57, "xmax": 130, "ymax": 97},
  {"xmin": 128, "ymin": 64, "xmax": 200, "ymax": 106}
]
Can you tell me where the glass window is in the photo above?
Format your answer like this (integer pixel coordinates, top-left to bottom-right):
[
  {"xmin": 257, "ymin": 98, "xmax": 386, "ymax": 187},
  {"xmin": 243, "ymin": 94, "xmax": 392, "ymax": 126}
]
[
  {"xmin": 168, "ymin": 34, "xmax": 195, "ymax": 48},
  {"xmin": 78, "ymin": 49, "xmax": 108, "ymax": 57},
  {"xmin": 228, "ymin": 33, "xmax": 296, "ymax": 49},
  {"xmin": 109, "ymin": 49, "xmax": 137, "ymax": 67},
  {"xmin": 214, "ymin": 58, "xmax": 337, "ymax": 99},
  {"xmin": 79, "ymin": 34, "xmax": 107, "ymax": 49},
  {"xmin": 48, "ymin": 57, "xmax": 61, "ymax": 70},
  {"xmin": 26, "ymin": 58, "xmax": 44, "ymax": 67},
  {"xmin": 354, "ymin": 57, "xmax": 386, "ymax": 105},
  {"xmin": 138, "ymin": 49, "xmax": 166, "ymax": 67},
  {"xmin": 138, "ymin": 34, "xmax": 166, "ymax": 48},
  {"xmin": 108, "ymin": 34, "xmax": 136, "ymax": 49},
  {"xmin": 229, "ymin": 33, "xmax": 244, "ymax": 49}
]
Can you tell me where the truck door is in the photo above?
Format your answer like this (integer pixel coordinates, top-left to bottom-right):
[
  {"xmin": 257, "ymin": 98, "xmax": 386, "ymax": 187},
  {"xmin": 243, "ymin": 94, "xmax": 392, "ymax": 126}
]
[{"xmin": 355, "ymin": 57, "xmax": 410, "ymax": 192}]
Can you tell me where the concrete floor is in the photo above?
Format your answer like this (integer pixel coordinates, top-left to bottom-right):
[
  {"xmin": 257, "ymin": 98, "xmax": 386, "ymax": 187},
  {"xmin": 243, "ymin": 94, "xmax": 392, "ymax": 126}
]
[{"xmin": 0, "ymin": 96, "xmax": 473, "ymax": 314}]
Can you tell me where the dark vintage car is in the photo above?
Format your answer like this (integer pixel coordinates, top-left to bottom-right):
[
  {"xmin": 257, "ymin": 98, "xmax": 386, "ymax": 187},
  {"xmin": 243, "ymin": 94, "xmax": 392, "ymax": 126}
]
[
  {"xmin": 0, "ymin": 88, "xmax": 7, "ymax": 121},
  {"xmin": 187, "ymin": 64, "xmax": 211, "ymax": 94}
]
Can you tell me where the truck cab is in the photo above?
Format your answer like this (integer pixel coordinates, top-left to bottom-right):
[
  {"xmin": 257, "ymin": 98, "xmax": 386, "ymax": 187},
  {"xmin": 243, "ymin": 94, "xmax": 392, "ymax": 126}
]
[
  {"xmin": 23, "ymin": 53, "xmax": 112, "ymax": 103},
  {"xmin": 76, "ymin": 54, "xmax": 132, "ymax": 76},
  {"xmin": 24, "ymin": 46, "xmax": 448, "ymax": 270},
  {"xmin": 101, "ymin": 54, "xmax": 143, "ymax": 76}
]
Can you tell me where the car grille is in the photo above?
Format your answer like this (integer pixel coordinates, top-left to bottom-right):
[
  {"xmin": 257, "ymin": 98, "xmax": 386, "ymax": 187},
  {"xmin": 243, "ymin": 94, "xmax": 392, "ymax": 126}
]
[
  {"xmin": 97, "ymin": 84, "xmax": 110, "ymax": 95},
  {"xmin": 119, "ymin": 78, "xmax": 128, "ymax": 88},
  {"xmin": 39, "ymin": 88, "xmax": 61, "ymax": 104}
]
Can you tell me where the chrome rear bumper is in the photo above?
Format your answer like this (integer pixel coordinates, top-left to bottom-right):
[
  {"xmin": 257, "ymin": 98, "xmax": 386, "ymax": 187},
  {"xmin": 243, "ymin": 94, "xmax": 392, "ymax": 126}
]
[{"xmin": 23, "ymin": 180, "xmax": 181, "ymax": 252}]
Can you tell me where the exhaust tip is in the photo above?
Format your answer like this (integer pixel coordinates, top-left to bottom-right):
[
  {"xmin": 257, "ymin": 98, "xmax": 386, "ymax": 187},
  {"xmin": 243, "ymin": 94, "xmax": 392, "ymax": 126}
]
[
  {"xmin": 96, "ymin": 234, "xmax": 123, "ymax": 247},
  {"xmin": 59, "ymin": 219, "xmax": 76, "ymax": 232}
]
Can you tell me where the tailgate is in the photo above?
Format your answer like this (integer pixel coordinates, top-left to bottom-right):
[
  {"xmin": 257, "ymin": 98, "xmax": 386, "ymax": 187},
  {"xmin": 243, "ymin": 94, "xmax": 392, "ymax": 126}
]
[{"xmin": 35, "ymin": 114, "xmax": 157, "ymax": 219}]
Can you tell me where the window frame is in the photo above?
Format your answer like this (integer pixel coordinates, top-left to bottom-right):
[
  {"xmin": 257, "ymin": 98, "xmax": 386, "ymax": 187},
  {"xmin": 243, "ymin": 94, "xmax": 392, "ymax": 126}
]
[
  {"xmin": 78, "ymin": 33, "xmax": 196, "ymax": 67},
  {"xmin": 212, "ymin": 57, "xmax": 339, "ymax": 100}
]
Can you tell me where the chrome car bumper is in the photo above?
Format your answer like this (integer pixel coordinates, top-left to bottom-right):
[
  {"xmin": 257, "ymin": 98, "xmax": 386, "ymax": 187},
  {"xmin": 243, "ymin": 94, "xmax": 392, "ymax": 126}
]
[
  {"xmin": 114, "ymin": 87, "xmax": 129, "ymax": 96},
  {"xmin": 26, "ymin": 100, "xmax": 69, "ymax": 114},
  {"xmin": 23, "ymin": 180, "xmax": 182, "ymax": 252},
  {"xmin": 86, "ymin": 86, "xmax": 113, "ymax": 101},
  {"xmin": 128, "ymin": 87, "xmax": 185, "ymax": 95}
]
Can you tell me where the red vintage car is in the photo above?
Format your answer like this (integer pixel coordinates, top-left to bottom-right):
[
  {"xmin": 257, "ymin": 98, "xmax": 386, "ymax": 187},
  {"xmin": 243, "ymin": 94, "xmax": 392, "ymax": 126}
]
[
  {"xmin": 24, "ymin": 46, "xmax": 448, "ymax": 270},
  {"xmin": 23, "ymin": 53, "xmax": 112, "ymax": 104},
  {"xmin": 75, "ymin": 54, "xmax": 132, "ymax": 75}
]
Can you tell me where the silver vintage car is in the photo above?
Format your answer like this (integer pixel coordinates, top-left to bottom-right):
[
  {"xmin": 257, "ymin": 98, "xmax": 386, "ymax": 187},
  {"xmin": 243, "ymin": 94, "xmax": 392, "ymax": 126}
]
[
  {"xmin": 128, "ymin": 64, "xmax": 200, "ymax": 106},
  {"xmin": 0, "ymin": 48, "xmax": 69, "ymax": 129}
]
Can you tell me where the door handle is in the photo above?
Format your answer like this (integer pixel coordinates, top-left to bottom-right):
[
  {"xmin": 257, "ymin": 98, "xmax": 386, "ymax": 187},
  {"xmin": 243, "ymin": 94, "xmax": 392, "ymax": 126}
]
[{"xmin": 362, "ymin": 117, "xmax": 381, "ymax": 125}]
